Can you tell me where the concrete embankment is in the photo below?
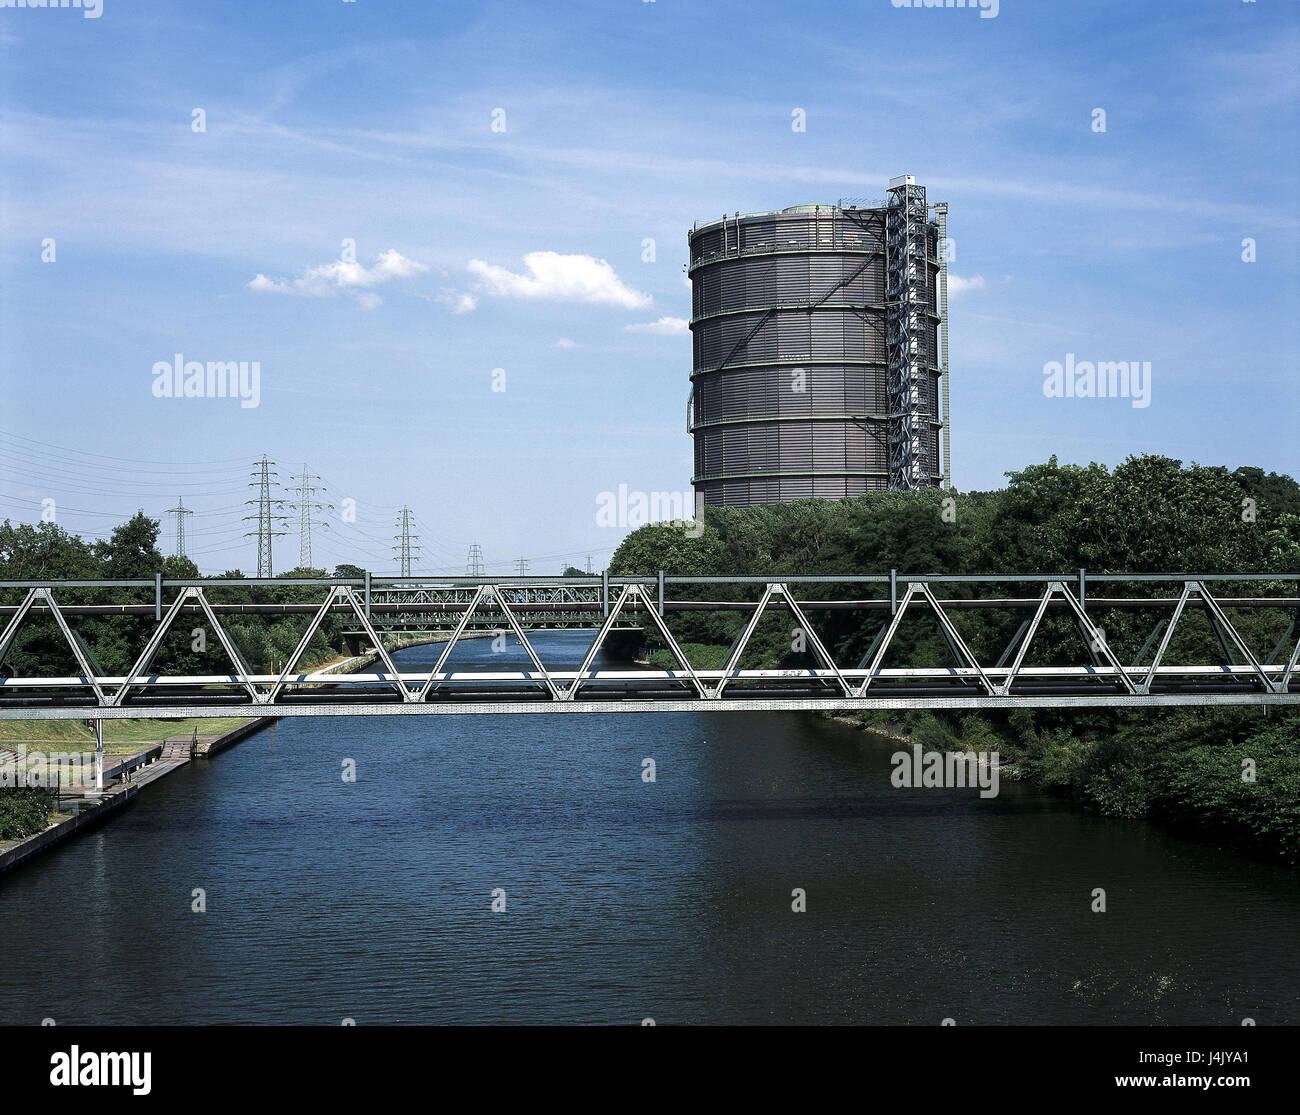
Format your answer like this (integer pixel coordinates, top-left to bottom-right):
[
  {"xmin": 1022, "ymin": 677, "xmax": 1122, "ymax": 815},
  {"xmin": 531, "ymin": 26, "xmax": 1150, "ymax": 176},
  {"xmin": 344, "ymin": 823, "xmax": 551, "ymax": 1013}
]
[
  {"xmin": 0, "ymin": 717, "xmax": 260, "ymax": 877},
  {"xmin": 0, "ymin": 785, "xmax": 141, "ymax": 877}
]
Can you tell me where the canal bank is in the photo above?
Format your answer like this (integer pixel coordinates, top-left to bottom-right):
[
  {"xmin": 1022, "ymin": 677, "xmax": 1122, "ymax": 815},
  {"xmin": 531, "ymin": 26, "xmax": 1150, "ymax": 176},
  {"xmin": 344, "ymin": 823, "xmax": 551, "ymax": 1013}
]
[
  {"xmin": 0, "ymin": 648, "xmax": 387, "ymax": 876},
  {"xmin": 0, "ymin": 717, "xmax": 264, "ymax": 877}
]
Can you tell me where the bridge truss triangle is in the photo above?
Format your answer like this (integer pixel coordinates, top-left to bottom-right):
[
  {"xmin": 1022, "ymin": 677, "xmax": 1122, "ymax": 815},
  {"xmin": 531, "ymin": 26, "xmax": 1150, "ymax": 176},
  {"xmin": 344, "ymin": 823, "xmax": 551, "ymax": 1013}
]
[
  {"xmin": 111, "ymin": 586, "xmax": 261, "ymax": 706},
  {"xmin": 856, "ymin": 582, "xmax": 994, "ymax": 698},
  {"xmin": 562, "ymin": 583, "xmax": 709, "ymax": 701},
  {"xmin": 1137, "ymin": 581, "xmax": 1278, "ymax": 695},
  {"xmin": 994, "ymin": 580, "xmax": 1137, "ymax": 697},
  {"xmin": 266, "ymin": 585, "xmax": 410, "ymax": 704},
  {"xmin": 0, "ymin": 587, "xmax": 109, "ymax": 703},
  {"xmin": 413, "ymin": 584, "xmax": 562, "ymax": 702},
  {"xmin": 714, "ymin": 583, "xmax": 851, "ymax": 699}
]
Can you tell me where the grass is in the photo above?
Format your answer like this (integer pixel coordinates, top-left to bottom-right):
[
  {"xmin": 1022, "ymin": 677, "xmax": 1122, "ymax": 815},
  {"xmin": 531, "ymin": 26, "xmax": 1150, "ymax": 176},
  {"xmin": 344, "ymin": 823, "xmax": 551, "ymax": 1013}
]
[{"xmin": 0, "ymin": 716, "xmax": 255, "ymax": 755}]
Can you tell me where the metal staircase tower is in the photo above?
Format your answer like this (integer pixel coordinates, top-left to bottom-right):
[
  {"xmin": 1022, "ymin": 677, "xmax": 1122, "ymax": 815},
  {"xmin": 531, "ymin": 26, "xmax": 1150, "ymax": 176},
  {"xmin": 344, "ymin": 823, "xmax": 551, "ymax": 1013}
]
[
  {"xmin": 934, "ymin": 201, "xmax": 951, "ymax": 489},
  {"xmin": 885, "ymin": 175, "xmax": 933, "ymax": 490}
]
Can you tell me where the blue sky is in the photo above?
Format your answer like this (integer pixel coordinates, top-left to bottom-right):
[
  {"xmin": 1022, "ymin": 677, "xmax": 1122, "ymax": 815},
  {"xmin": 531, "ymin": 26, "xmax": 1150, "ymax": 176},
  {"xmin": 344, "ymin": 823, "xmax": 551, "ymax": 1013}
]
[{"xmin": 1, "ymin": 0, "xmax": 1296, "ymax": 575}]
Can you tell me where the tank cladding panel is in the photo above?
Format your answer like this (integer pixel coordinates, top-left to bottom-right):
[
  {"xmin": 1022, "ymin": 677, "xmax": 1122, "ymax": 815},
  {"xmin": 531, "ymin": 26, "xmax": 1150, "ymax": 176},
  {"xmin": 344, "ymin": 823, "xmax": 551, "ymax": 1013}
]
[{"xmin": 688, "ymin": 198, "xmax": 941, "ymax": 507}]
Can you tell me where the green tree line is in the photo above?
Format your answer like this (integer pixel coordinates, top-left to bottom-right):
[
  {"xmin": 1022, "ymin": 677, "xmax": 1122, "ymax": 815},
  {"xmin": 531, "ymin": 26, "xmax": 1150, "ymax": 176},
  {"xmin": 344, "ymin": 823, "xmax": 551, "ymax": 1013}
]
[{"xmin": 0, "ymin": 512, "xmax": 359, "ymax": 676}]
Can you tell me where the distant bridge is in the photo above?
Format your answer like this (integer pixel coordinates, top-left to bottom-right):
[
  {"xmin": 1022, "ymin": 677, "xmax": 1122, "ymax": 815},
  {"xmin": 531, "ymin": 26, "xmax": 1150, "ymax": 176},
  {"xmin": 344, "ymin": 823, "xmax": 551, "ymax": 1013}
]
[
  {"xmin": 348, "ymin": 582, "xmax": 630, "ymax": 639},
  {"xmin": 0, "ymin": 572, "xmax": 1295, "ymax": 720}
]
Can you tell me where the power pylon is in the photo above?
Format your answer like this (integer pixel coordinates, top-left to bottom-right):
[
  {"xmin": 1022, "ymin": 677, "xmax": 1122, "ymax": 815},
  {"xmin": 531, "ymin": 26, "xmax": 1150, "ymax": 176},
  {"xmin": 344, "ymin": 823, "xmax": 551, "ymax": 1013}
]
[
  {"xmin": 585, "ymin": 554, "xmax": 593, "ymax": 575},
  {"xmin": 394, "ymin": 507, "xmax": 421, "ymax": 577},
  {"xmin": 466, "ymin": 543, "xmax": 484, "ymax": 578},
  {"xmin": 165, "ymin": 498, "xmax": 194, "ymax": 559},
  {"xmin": 288, "ymin": 465, "xmax": 331, "ymax": 570},
  {"xmin": 243, "ymin": 456, "xmax": 288, "ymax": 577},
  {"xmin": 514, "ymin": 557, "xmax": 530, "ymax": 576}
]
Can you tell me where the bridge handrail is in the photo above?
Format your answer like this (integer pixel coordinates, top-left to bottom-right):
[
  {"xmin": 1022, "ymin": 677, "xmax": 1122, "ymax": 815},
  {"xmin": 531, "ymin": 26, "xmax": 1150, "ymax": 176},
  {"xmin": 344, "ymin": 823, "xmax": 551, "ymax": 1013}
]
[{"xmin": 0, "ymin": 572, "xmax": 1296, "ymax": 589}]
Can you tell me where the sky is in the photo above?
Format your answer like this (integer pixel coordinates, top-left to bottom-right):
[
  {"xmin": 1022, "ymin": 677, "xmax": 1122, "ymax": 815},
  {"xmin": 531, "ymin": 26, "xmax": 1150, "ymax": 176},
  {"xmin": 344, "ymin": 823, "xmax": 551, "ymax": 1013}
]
[{"xmin": 1, "ymin": 0, "xmax": 1297, "ymax": 576}]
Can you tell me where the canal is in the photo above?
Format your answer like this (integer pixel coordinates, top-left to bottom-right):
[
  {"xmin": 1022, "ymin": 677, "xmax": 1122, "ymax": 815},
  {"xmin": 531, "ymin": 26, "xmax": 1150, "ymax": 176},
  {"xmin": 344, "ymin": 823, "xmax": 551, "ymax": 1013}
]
[{"xmin": 1, "ymin": 631, "xmax": 1297, "ymax": 1024}]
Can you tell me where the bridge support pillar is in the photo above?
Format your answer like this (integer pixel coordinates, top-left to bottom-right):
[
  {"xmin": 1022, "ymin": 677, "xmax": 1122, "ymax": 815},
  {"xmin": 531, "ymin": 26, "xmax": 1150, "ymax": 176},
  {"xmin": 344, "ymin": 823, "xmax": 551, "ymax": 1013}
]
[{"xmin": 94, "ymin": 719, "xmax": 103, "ymax": 792}]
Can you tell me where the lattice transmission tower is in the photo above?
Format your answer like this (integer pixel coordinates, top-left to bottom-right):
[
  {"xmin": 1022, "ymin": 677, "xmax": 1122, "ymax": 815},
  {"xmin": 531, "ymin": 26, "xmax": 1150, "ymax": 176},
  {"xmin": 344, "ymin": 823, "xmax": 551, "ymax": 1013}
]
[
  {"xmin": 165, "ymin": 498, "xmax": 193, "ymax": 559},
  {"xmin": 466, "ymin": 544, "xmax": 484, "ymax": 578},
  {"xmin": 289, "ymin": 465, "xmax": 331, "ymax": 570},
  {"xmin": 244, "ymin": 456, "xmax": 288, "ymax": 577},
  {"xmin": 394, "ymin": 507, "xmax": 421, "ymax": 577}
]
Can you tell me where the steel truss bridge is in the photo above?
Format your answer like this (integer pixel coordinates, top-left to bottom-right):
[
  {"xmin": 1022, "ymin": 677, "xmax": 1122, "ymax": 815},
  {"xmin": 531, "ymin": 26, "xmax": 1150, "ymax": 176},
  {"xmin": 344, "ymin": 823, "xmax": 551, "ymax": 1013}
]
[{"xmin": 0, "ymin": 572, "xmax": 1296, "ymax": 720}]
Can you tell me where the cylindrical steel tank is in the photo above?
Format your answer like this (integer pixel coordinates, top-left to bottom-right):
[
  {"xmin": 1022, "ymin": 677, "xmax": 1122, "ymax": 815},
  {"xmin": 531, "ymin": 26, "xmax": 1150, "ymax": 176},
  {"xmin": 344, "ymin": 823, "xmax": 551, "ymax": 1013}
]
[{"xmin": 688, "ymin": 199, "xmax": 942, "ymax": 507}]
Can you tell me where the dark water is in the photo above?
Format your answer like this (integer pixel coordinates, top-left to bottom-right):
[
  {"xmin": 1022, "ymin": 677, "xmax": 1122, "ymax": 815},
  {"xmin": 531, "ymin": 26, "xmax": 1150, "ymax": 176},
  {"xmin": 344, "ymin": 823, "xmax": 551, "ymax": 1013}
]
[{"xmin": 1, "ymin": 631, "xmax": 1297, "ymax": 1025}]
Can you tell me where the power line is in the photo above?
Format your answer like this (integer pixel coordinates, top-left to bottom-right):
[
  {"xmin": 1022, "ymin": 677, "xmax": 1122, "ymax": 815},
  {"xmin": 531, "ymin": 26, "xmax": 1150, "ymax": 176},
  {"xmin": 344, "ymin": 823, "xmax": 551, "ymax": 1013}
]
[{"xmin": 0, "ymin": 428, "xmax": 250, "ymax": 469}]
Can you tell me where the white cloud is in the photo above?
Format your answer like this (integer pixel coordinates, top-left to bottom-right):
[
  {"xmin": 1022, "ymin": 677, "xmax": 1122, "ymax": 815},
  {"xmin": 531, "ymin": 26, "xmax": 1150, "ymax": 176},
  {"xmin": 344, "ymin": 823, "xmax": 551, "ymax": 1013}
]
[
  {"xmin": 624, "ymin": 316, "xmax": 689, "ymax": 336},
  {"xmin": 248, "ymin": 248, "xmax": 428, "ymax": 307},
  {"xmin": 466, "ymin": 251, "xmax": 652, "ymax": 310},
  {"xmin": 436, "ymin": 291, "xmax": 478, "ymax": 314},
  {"xmin": 947, "ymin": 274, "xmax": 986, "ymax": 296},
  {"xmin": 552, "ymin": 338, "xmax": 579, "ymax": 349}
]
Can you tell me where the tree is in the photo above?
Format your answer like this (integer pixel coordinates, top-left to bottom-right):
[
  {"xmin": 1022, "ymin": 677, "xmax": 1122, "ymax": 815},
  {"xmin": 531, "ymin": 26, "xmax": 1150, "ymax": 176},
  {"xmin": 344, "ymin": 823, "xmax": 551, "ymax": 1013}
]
[
  {"xmin": 0, "ymin": 519, "xmax": 97, "ymax": 580},
  {"xmin": 1233, "ymin": 467, "xmax": 1300, "ymax": 519},
  {"xmin": 96, "ymin": 511, "xmax": 164, "ymax": 580}
]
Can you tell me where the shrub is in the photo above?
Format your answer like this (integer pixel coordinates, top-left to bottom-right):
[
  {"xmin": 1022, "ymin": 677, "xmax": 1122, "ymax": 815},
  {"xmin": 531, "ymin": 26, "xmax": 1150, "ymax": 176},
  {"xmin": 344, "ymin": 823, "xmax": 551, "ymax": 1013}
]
[
  {"xmin": 1149, "ymin": 716, "xmax": 1300, "ymax": 865},
  {"xmin": 0, "ymin": 787, "xmax": 55, "ymax": 840},
  {"xmin": 646, "ymin": 643, "xmax": 730, "ymax": 670}
]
